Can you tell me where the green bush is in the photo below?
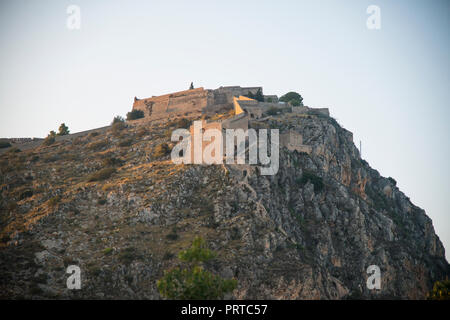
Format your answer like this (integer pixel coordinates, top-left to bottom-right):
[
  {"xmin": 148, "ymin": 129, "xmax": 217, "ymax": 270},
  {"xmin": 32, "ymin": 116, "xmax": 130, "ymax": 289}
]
[
  {"xmin": 57, "ymin": 123, "xmax": 70, "ymax": 136},
  {"xmin": 157, "ymin": 237, "xmax": 237, "ymax": 299},
  {"xmin": 126, "ymin": 110, "xmax": 145, "ymax": 121},
  {"xmin": 112, "ymin": 116, "xmax": 125, "ymax": 124},
  {"xmin": 87, "ymin": 168, "xmax": 116, "ymax": 182},
  {"xmin": 266, "ymin": 107, "xmax": 278, "ymax": 116},
  {"xmin": 428, "ymin": 279, "xmax": 450, "ymax": 300},
  {"xmin": 280, "ymin": 91, "xmax": 303, "ymax": 105},
  {"xmin": 300, "ymin": 170, "xmax": 324, "ymax": 192},
  {"xmin": 43, "ymin": 131, "xmax": 56, "ymax": 146},
  {"xmin": 103, "ymin": 248, "xmax": 114, "ymax": 255}
]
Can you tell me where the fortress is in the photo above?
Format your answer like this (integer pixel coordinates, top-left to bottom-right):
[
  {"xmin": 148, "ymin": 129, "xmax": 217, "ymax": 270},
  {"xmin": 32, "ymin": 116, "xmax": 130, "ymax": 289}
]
[
  {"xmin": 132, "ymin": 86, "xmax": 264, "ymax": 120},
  {"xmin": 132, "ymin": 85, "xmax": 330, "ymax": 162}
]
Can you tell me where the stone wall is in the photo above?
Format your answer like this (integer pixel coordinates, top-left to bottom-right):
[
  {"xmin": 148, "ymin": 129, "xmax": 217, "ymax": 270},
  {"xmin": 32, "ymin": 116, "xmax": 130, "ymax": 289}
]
[
  {"xmin": 292, "ymin": 106, "xmax": 330, "ymax": 117},
  {"xmin": 133, "ymin": 88, "xmax": 208, "ymax": 120},
  {"xmin": 280, "ymin": 129, "xmax": 312, "ymax": 154}
]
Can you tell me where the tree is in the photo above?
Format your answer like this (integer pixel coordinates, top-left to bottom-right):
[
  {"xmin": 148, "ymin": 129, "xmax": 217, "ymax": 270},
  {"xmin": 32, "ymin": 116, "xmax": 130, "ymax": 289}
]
[
  {"xmin": 57, "ymin": 123, "xmax": 70, "ymax": 136},
  {"xmin": 43, "ymin": 131, "xmax": 56, "ymax": 146},
  {"xmin": 189, "ymin": 82, "xmax": 194, "ymax": 90},
  {"xmin": 111, "ymin": 115, "xmax": 125, "ymax": 125},
  {"xmin": 157, "ymin": 236, "xmax": 237, "ymax": 299},
  {"xmin": 126, "ymin": 109, "xmax": 144, "ymax": 121},
  {"xmin": 428, "ymin": 279, "xmax": 450, "ymax": 300},
  {"xmin": 254, "ymin": 88, "xmax": 264, "ymax": 102},
  {"xmin": 280, "ymin": 91, "xmax": 303, "ymax": 106}
]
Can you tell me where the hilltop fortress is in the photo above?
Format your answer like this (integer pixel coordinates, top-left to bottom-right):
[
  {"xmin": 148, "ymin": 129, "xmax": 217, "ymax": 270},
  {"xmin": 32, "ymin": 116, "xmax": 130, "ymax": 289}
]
[
  {"xmin": 132, "ymin": 86, "xmax": 264, "ymax": 120},
  {"xmin": 132, "ymin": 85, "xmax": 329, "ymax": 123},
  {"xmin": 132, "ymin": 85, "xmax": 330, "ymax": 162}
]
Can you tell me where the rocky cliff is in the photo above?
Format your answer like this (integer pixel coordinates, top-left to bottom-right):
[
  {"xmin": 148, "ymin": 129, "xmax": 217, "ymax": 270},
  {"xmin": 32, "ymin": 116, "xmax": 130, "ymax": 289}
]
[{"xmin": 0, "ymin": 110, "xmax": 448, "ymax": 299}]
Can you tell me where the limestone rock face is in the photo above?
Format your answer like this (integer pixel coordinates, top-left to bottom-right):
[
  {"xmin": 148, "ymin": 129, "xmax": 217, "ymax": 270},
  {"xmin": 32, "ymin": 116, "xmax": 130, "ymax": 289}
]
[{"xmin": 0, "ymin": 111, "xmax": 448, "ymax": 299}]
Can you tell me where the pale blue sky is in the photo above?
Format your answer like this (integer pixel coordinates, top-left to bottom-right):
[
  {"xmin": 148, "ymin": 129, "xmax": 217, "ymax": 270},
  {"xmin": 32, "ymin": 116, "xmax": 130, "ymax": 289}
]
[{"xmin": 0, "ymin": 0, "xmax": 449, "ymax": 260}]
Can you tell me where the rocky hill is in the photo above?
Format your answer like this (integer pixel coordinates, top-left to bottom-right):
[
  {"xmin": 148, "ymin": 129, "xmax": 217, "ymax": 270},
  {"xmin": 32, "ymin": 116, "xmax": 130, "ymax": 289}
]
[{"xmin": 0, "ymin": 109, "xmax": 448, "ymax": 299}]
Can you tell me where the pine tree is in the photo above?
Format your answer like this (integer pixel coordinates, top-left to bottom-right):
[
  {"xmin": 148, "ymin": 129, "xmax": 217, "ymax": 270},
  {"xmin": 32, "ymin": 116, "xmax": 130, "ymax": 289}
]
[
  {"xmin": 189, "ymin": 82, "xmax": 194, "ymax": 90},
  {"xmin": 157, "ymin": 237, "xmax": 237, "ymax": 299},
  {"xmin": 57, "ymin": 123, "xmax": 70, "ymax": 136}
]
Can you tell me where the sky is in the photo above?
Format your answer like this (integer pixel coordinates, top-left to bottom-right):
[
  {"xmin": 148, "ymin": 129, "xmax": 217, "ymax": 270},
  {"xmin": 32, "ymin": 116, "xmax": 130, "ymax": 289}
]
[{"xmin": 0, "ymin": 0, "xmax": 449, "ymax": 260}]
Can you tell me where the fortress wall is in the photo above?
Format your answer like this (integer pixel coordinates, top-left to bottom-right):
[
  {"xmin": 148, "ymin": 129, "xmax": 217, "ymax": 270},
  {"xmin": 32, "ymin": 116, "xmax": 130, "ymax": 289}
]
[
  {"xmin": 133, "ymin": 88, "xmax": 208, "ymax": 119},
  {"xmin": 214, "ymin": 86, "xmax": 263, "ymax": 103},
  {"xmin": 312, "ymin": 108, "xmax": 330, "ymax": 117},
  {"xmin": 292, "ymin": 106, "xmax": 309, "ymax": 113},
  {"xmin": 280, "ymin": 130, "xmax": 312, "ymax": 154},
  {"xmin": 222, "ymin": 113, "xmax": 249, "ymax": 131},
  {"xmin": 264, "ymin": 95, "xmax": 279, "ymax": 103}
]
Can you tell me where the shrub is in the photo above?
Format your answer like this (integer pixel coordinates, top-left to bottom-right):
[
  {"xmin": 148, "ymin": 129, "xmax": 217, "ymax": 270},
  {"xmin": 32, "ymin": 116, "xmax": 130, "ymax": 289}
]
[
  {"xmin": 163, "ymin": 251, "xmax": 175, "ymax": 260},
  {"xmin": 289, "ymin": 99, "xmax": 302, "ymax": 106},
  {"xmin": 19, "ymin": 189, "xmax": 33, "ymax": 200},
  {"xmin": 166, "ymin": 233, "xmax": 179, "ymax": 241},
  {"xmin": 57, "ymin": 123, "xmax": 70, "ymax": 136},
  {"xmin": 111, "ymin": 121, "xmax": 126, "ymax": 137},
  {"xmin": 87, "ymin": 131, "xmax": 99, "ymax": 139},
  {"xmin": 0, "ymin": 141, "xmax": 11, "ymax": 149},
  {"xmin": 112, "ymin": 116, "xmax": 125, "ymax": 124},
  {"xmin": 254, "ymin": 88, "xmax": 264, "ymax": 102},
  {"xmin": 97, "ymin": 198, "xmax": 107, "ymax": 205},
  {"xmin": 157, "ymin": 237, "xmax": 237, "ymax": 299},
  {"xmin": 300, "ymin": 170, "xmax": 324, "ymax": 192},
  {"xmin": 103, "ymin": 248, "xmax": 113, "ymax": 255},
  {"xmin": 280, "ymin": 91, "xmax": 303, "ymax": 105},
  {"xmin": 152, "ymin": 143, "xmax": 170, "ymax": 158},
  {"xmin": 87, "ymin": 139, "xmax": 108, "ymax": 151},
  {"xmin": 102, "ymin": 155, "xmax": 124, "ymax": 167},
  {"xmin": 428, "ymin": 279, "xmax": 450, "ymax": 300},
  {"xmin": 168, "ymin": 118, "xmax": 191, "ymax": 129},
  {"xmin": 266, "ymin": 107, "xmax": 278, "ymax": 116},
  {"xmin": 118, "ymin": 247, "xmax": 140, "ymax": 265},
  {"xmin": 43, "ymin": 131, "xmax": 56, "ymax": 146},
  {"xmin": 126, "ymin": 110, "xmax": 144, "ymax": 121},
  {"xmin": 87, "ymin": 168, "xmax": 116, "ymax": 182},
  {"xmin": 7, "ymin": 147, "xmax": 21, "ymax": 153}
]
